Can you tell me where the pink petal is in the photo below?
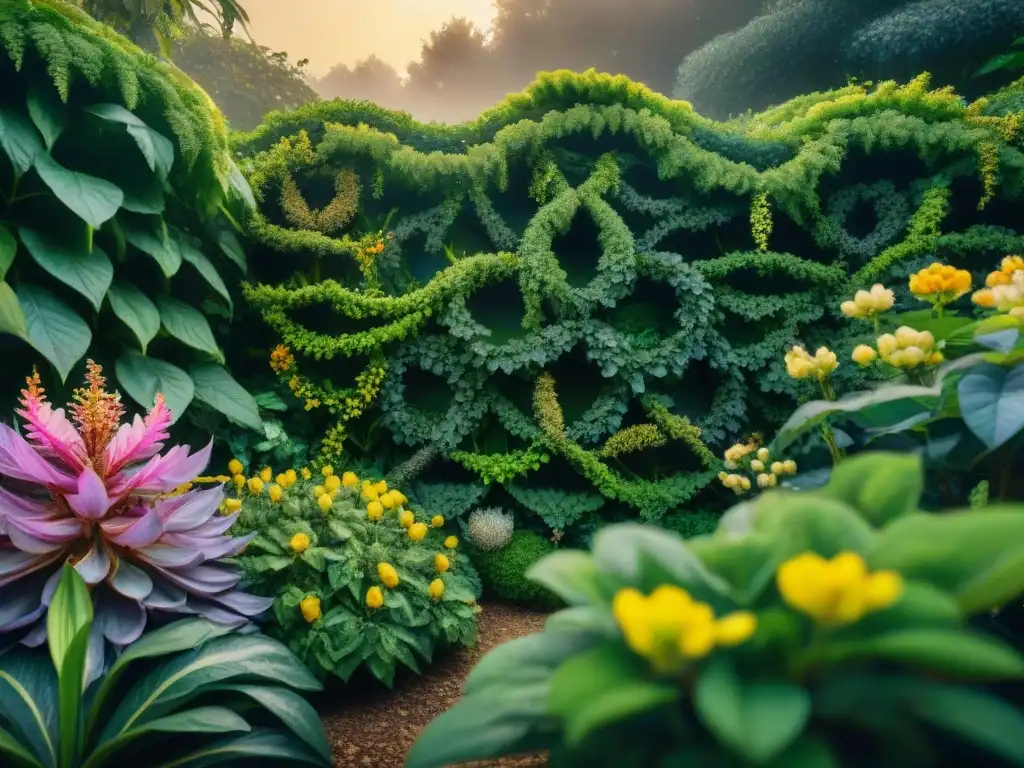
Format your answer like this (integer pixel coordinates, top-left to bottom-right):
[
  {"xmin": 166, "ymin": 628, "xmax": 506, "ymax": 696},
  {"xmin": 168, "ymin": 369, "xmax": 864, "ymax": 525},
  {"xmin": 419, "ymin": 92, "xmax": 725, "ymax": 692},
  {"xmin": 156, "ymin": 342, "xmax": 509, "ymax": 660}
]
[
  {"xmin": 134, "ymin": 545, "xmax": 206, "ymax": 569},
  {"xmin": 65, "ymin": 467, "xmax": 113, "ymax": 520},
  {"xmin": 0, "ymin": 425, "xmax": 76, "ymax": 492},
  {"xmin": 160, "ymin": 486, "xmax": 222, "ymax": 533},
  {"xmin": 104, "ymin": 395, "xmax": 172, "ymax": 476},
  {"xmin": 5, "ymin": 515, "xmax": 82, "ymax": 554},
  {"xmin": 0, "ymin": 484, "xmax": 54, "ymax": 519},
  {"xmin": 108, "ymin": 441, "xmax": 212, "ymax": 498},
  {"xmin": 16, "ymin": 399, "xmax": 87, "ymax": 473},
  {"xmin": 101, "ymin": 508, "xmax": 164, "ymax": 549}
]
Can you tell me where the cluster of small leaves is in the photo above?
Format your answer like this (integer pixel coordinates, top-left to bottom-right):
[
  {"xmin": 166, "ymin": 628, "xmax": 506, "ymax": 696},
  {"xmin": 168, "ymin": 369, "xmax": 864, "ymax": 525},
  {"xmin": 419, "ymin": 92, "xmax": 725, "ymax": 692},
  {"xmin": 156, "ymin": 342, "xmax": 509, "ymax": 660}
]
[
  {"xmin": 449, "ymin": 445, "xmax": 551, "ymax": 485},
  {"xmin": 0, "ymin": 1, "xmax": 260, "ymax": 431},
  {"xmin": 233, "ymin": 466, "xmax": 482, "ymax": 687}
]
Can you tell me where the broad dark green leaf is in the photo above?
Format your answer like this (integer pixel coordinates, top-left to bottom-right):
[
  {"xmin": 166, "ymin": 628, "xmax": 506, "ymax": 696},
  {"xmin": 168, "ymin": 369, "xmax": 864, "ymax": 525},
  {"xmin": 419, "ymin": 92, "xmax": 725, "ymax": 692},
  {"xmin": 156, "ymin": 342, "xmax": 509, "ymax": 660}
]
[
  {"xmin": 213, "ymin": 685, "xmax": 331, "ymax": 764},
  {"xmin": 751, "ymin": 494, "xmax": 875, "ymax": 560},
  {"xmin": 526, "ymin": 551, "xmax": 606, "ymax": 606},
  {"xmin": 25, "ymin": 84, "xmax": 66, "ymax": 150},
  {"xmin": 120, "ymin": 216, "xmax": 180, "ymax": 276},
  {"xmin": 227, "ymin": 160, "xmax": 256, "ymax": 209},
  {"xmin": 0, "ymin": 107, "xmax": 43, "ymax": 174},
  {"xmin": 958, "ymin": 362, "xmax": 1024, "ymax": 450},
  {"xmin": 0, "ymin": 281, "xmax": 29, "ymax": 341},
  {"xmin": 463, "ymin": 630, "xmax": 603, "ymax": 696},
  {"xmin": 89, "ymin": 707, "xmax": 250, "ymax": 765},
  {"xmin": 0, "ymin": 653, "xmax": 58, "ymax": 768},
  {"xmin": 214, "ymin": 228, "xmax": 246, "ymax": 272},
  {"xmin": 820, "ymin": 452, "xmax": 923, "ymax": 526},
  {"xmin": 106, "ymin": 281, "xmax": 160, "ymax": 353},
  {"xmin": 33, "ymin": 153, "xmax": 123, "ymax": 228},
  {"xmin": 190, "ymin": 363, "xmax": 262, "ymax": 432},
  {"xmin": 908, "ymin": 685, "xmax": 1024, "ymax": 764},
  {"xmin": 18, "ymin": 227, "xmax": 112, "ymax": 311},
  {"xmin": 0, "ymin": 223, "xmax": 15, "ymax": 278},
  {"xmin": 17, "ymin": 283, "xmax": 91, "ymax": 382},
  {"xmin": 0, "ymin": 725, "xmax": 45, "ymax": 768},
  {"xmin": 694, "ymin": 658, "xmax": 811, "ymax": 763},
  {"xmin": 156, "ymin": 296, "xmax": 222, "ymax": 361},
  {"xmin": 115, "ymin": 350, "xmax": 194, "ymax": 423},
  {"xmin": 151, "ymin": 729, "xmax": 328, "ymax": 768},
  {"xmin": 170, "ymin": 229, "xmax": 232, "ymax": 310},
  {"xmin": 82, "ymin": 103, "xmax": 174, "ymax": 178}
]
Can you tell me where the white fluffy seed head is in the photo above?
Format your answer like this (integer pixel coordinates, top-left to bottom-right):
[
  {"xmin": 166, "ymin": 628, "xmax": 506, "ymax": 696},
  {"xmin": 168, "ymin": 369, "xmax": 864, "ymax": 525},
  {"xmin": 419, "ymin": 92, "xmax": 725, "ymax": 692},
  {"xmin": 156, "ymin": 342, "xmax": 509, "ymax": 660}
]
[{"xmin": 467, "ymin": 507, "xmax": 514, "ymax": 551}]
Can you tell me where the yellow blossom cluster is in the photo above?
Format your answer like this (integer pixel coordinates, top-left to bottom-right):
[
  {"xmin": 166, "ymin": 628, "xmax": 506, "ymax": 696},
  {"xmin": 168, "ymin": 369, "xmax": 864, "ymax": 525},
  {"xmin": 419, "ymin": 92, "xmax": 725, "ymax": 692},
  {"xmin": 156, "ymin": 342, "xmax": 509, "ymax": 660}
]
[
  {"xmin": 863, "ymin": 326, "xmax": 943, "ymax": 369},
  {"xmin": 972, "ymin": 256, "xmax": 1024, "ymax": 316},
  {"xmin": 785, "ymin": 345, "xmax": 838, "ymax": 381},
  {"xmin": 269, "ymin": 344, "xmax": 295, "ymax": 373},
  {"xmin": 612, "ymin": 585, "xmax": 757, "ymax": 672},
  {"xmin": 719, "ymin": 444, "xmax": 797, "ymax": 495},
  {"xmin": 840, "ymin": 283, "xmax": 895, "ymax": 320},
  {"xmin": 908, "ymin": 263, "xmax": 972, "ymax": 309},
  {"xmin": 776, "ymin": 551, "xmax": 903, "ymax": 625}
]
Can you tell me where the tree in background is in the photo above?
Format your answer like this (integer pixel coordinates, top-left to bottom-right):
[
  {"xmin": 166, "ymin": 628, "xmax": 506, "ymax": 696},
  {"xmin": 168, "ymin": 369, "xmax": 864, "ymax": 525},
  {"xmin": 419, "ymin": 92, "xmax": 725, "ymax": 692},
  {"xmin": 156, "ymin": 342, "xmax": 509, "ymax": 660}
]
[
  {"xmin": 315, "ymin": 55, "xmax": 406, "ymax": 111},
  {"xmin": 75, "ymin": 0, "xmax": 250, "ymax": 52},
  {"xmin": 404, "ymin": 18, "xmax": 496, "ymax": 122},
  {"xmin": 675, "ymin": 0, "xmax": 1024, "ymax": 119}
]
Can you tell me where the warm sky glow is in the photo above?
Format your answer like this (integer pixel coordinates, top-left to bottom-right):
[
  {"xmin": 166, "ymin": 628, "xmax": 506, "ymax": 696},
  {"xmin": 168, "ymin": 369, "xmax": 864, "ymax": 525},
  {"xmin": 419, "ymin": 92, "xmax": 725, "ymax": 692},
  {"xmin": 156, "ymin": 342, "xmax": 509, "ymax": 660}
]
[{"xmin": 237, "ymin": 0, "xmax": 498, "ymax": 77}]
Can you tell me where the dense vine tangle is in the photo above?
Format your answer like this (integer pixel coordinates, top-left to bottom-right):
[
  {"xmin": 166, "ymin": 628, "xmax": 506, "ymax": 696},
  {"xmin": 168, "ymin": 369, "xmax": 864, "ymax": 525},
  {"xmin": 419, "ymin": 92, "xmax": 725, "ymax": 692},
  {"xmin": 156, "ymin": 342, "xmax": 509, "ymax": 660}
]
[{"xmin": 239, "ymin": 69, "xmax": 1024, "ymax": 531}]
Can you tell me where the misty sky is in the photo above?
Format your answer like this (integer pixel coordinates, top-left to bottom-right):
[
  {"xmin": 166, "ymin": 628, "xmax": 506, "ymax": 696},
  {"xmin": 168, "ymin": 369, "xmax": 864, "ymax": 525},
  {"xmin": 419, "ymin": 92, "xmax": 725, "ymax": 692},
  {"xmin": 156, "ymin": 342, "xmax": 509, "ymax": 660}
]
[{"xmin": 237, "ymin": 0, "xmax": 498, "ymax": 77}]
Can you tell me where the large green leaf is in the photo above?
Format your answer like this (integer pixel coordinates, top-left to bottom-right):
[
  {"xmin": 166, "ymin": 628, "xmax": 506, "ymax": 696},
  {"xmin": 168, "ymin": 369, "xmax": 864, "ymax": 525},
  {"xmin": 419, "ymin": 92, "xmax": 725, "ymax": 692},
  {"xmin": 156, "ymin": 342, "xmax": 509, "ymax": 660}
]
[
  {"xmin": 33, "ymin": 153, "xmax": 123, "ymax": 229},
  {"xmin": 26, "ymin": 84, "xmax": 66, "ymax": 151},
  {"xmin": 153, "ymin": 730, "xmax": 326, "ymax": 768},
  {"xmin": 120, "ymin": 216, "xmax": 180, "ymax": 276},
  {"xmin": 957, "ymin": 362, "xmax": 1024, "ymax": 450},
  {"xmin": 0, "ymin": 725, "xmax": 45, "ymax": 768},
  {"xmin": 772, "ymin": 384, "xmax": 939, "ymax": 453},
  {"xmin": 18, "ymin": 283, "xmax": 91, "ymax": 383},
  {"xmin": 48, "ymin": 568, "xmax": 92, "ymax": 768},
  {"xmin": 115, "ymin": 350, "xmax": 194, "ymax": 423},
  {"xmin": 463, "ymin": 630, "xmax": 601, "ymax": 696},
  {"xmin": 0, "ymin": 223, "xmax": 16, "ymax": 278},
  {"xmin": 190, "ymin": 363, "xmax": 262, "ymax": 432},
  {"xmin": 819, "ymin": 452, "xmax": 923, "ymax": 526},
  {"xmin": 0, "ymin": 107, "xmax": 43, "ymax": 174},
  {"xmin": 749, "ymin": 494, "xmax": 875, "ymax": 560},
  {"xmin": 869, "ymin": 509, "xmax": 1024, "ymax": 613},
  {"xmin": 169, "ymin": 230, "xmax": 232, "ymax": 310},
  {"xmin": 87, "ymin": 707, "xmax": 250, "ymax": 766},
  {"xmin": 156, "ymin": 296, "xmax": 222, "ymax": 362},
  {"xmin": 18, "ymin": 228, "xmax": 113, "ymax": 312},
  {"xmin": 100, "ymin": 634, "xmax": 320, "ymax": 743},
  {"xmin": 693, "ymin": 658, "xmax": 811, "ymax": 763},
  {"xmin": 526, "ymin": 551, "xmax": 606, "ymax": 606},
  {"xmin": 106, "ymin": 282, "xmax": 160, "ymax": 353},
  {"xmin": 908, "ymin": 685, "xmax": 1024, "ymax": 765},
  {"xmin": 0, "ymin": 653, "xmax": 58, "ymax": 768},
  {"xmin": 549, "ymin": 643, "xmax": 677, "ymax": 745},
  {"xmin": 0, "ymin": 280, "xmax": 29, "ymax": 341},
  {"xmin": 211, "ymin": 685, "xmax": 331, "ymax": 764},
  {"xmin": 82, "ymin": 104, "xmax": 174, "ymax": 178},
  {"xmin": 214, "ymin": 228, "xmax": 246, "ymax": 272}
]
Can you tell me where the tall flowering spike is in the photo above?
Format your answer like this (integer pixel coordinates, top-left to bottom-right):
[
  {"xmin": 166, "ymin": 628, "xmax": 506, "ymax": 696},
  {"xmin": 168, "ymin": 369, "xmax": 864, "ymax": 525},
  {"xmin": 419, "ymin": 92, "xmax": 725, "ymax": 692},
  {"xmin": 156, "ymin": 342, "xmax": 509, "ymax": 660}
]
[
  {"xmin": 0, "ymin": 366, "xmax": 271, "ymax": 667},
  {"xmin": 70, "ymin": 361, "xmax": 125, "ymax": 467}
]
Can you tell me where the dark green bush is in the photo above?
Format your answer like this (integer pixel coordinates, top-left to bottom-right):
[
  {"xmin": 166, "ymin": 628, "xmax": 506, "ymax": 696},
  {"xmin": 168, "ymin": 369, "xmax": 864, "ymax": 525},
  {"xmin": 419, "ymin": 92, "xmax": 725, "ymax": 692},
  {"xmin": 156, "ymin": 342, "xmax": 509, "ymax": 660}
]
[{"xmin": 473, "ymin": 531, "xmax": 564, "ymax": 611}]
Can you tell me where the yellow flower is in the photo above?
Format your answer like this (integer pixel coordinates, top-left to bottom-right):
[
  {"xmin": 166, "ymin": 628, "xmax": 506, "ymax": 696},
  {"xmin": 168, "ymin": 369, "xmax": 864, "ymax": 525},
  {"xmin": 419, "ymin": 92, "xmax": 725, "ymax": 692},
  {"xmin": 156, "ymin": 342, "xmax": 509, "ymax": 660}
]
[
  {"xmin": 317, "ymin": 493, "xmax": 333, "ymax": 513},
  {"xmin": 428, "ymin": 578, "xmax": 445, "ymax": 601},
  {"xmin": 394, "ymin": 491, "xmax": 408, "ymax": 506},
  {"xmin": 228, "ymin": 458, "xmax": 244, "ymax": 476},
  {"xmin": 782, "ymin": 459, "xmax": 797, "ymax": 474},
  {"xmin": 434, "ymin": 554, "xmax": 450, "ymax": 573},
  {"xmin": 770, "ymin": 461, "xmax": 785, "ymax": 475},
  {"xmin": 233, "ymin": 474, "xmax": 246, "ymax": 488},
  {"xmin": 324, "ymin": 474, "xmax": 341, "ymax": 492},
  {"xmin": 362, "ymin": 485, "xmax": 380, "ymax": 502},
  {"xmin": 247, "ymin": 477, "xmax": 264, "ymax": 495},
  {"xmin": 756, "ymin": 473, "xmax": 776, "ymax": 489},
  {"xmin": 714, "ymin": 611, "xmax": 758, "ymax": 646},
  {"xmin": 380, "ymin": 491, "xmax": 397, "ymax": 510},
  {"xmin": 268, "ymin": 483, "xmax": 283, "ymax": 503},
  {"xmin": 225, "ymin": 498, "xmax": 242, "ymax": 513},
  {"xmin": 374, "ymin": 480, "xmax": 388, "ymax": 495},
  {"xmin": 276, "ymin": 473, "xmax": 288, "ymax": 487},
  {"xmin": 909, "ymin": 263, "xmax": 972, "ymax": 306},
  {"xmin": 313, "ymin": 484, "xmax": 325, "ymax": 499},
  {"xmin": 757, "ymin": 447, "xmax": 770, "ymax": 462},
  {"xmin": 366, "ymin": 586, "xmax": 384, "ymax": 609},
  {"xmin": 973, "ymin": 287, "xmax": 997, "ymax": 307},
  {"xmin": 377, "ymin": 562, "xmax": 399, "ymax": 589},
  {"xmin": 444, "ymin": 536, "xmax": 459, "ymax": 549},
  {"xmin": 841, "ymin": 284, "xmax": 895, "ymax": 319},
  {"xmin": 399, "ymin": 510, "xmax": 414, "ymax": 528},
  {"xmin": 342, "ymin": 471, "xmax": 358, "ymax": 487},
  {"xmin": 430, "ymin": 515, "xmax": 444, "ymax": 528},
  {"xmin": 814, "ymin": 346, "xmax": 838, "ymax": 377},
  {"xmin": 750, "ymin": 459, "xmax": 765, "ymax": 473},
  {"xmin": 776, "ymin": 551, "xmax": 903, "ymax": 625},
  {"xmin": 270, "ymin": 344, "xmax": 295, "ymax": 373},
  {"xmin": 259, "ymin": 467, "xmax": 273, "ymax": 483},
  {"xmin": 290, "ymin": 533, "xmax": 310, "ymax": 554},
  {"xmin": 321, "ymin": 464, "xmax": 334, "ymax": 477},
  {"xmin": 408, "ymin": 522, "xmax": 428, "ymax": 542},
  {"xmin": 785, "ymin": 346, "xmax": 816, "ymax": 379},
  {"xmin": 876, "ymin": 333, "xmax": 898, "ymax": 357},
  {"xmin": 852, "ymin": 344, "xmax": 877, "ymax": 366},
  {"xmin": 300, "ymin": 595, "xmax": 321, "ymax": 623},
  {"xmin": 300, "ymin": 467, "xmax": 312, "ymax": 480},
  {"xmin": 285, "ymin": 469, "xmax": 298, "ymax": 486},
  {"xmin": 367, "ymin": 500, "xmax": 384, "ymax": 521}
]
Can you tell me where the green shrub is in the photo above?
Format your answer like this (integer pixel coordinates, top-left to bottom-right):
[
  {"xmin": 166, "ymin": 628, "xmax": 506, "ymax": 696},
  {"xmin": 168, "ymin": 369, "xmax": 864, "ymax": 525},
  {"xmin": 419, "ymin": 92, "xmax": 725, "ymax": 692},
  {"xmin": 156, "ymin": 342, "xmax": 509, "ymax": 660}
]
[
  {"xmin": 0, "ymin": 0, "xmax": 261, "ymax": 432},
  {"xmin": 236, "ymin": 68, "xmax": 1024, "ymax": 537},
  {"xmin": 230, "ymin": 462, "xmax": 483, "ymax": 687},
  {"xmin": 0, "ymin": 565, "xmax": 331, "ymax": 768},
  {"xmin": 472, "ymin": 530, "xmax": 563, "ymax": 611},
  {"xmin": 408, "ymin": 452, "xmax": 1024, "ymax": 768}
]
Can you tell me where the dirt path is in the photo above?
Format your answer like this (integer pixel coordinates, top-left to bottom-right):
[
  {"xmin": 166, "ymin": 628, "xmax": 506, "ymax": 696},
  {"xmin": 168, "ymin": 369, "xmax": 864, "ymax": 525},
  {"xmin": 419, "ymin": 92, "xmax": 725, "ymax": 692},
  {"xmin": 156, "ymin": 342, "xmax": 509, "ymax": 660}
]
[{"xmin": 322, "ymin": 603, "xmax": 550, "ymax": 768}]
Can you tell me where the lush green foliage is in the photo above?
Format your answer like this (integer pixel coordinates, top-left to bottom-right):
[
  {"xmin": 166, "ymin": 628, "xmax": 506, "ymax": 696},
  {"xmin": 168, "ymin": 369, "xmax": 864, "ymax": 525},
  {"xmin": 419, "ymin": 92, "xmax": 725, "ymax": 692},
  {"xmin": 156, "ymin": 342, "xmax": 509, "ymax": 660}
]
[
  {"xmin": 408, "ymin": 452, "xmax": 1024, "ymax": 768},
  {"xmin": 236, "ymin": 68, "xmax": 1024, "ymax": 539},
  {"xmin": 472, "ymin": 530, "xmax": 563, "ymax": 611},
  {"xmin": 0, "ymin": 565, "xmax": 331, "ymax": 768},
  {"xmin": 0, "ymin": 0, "xmax": 260, "ymax": 431},
  {"xmin": 675, "ymin": 0, "xmax": 1024, "ymax": 118},
  {"xmin": 229, "ymin": 463, "xmax": 482, "ymax": 687}
]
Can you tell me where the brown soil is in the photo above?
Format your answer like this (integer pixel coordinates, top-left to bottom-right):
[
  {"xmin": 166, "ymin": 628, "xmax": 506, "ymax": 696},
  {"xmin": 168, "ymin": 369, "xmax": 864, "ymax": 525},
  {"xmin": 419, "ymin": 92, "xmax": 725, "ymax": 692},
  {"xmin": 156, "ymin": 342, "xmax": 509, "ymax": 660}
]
[{"xmin": 322, "ymin": 603, "xmax": 550, "ymax": 768}]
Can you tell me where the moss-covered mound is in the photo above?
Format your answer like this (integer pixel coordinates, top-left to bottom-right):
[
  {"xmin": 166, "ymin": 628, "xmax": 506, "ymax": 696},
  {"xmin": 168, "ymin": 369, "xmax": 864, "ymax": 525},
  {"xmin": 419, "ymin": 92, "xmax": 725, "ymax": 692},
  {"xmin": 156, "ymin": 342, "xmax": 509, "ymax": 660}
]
[{"xmin": 237, "ymin": 69, "xmax": 1024, "ymax": 537}]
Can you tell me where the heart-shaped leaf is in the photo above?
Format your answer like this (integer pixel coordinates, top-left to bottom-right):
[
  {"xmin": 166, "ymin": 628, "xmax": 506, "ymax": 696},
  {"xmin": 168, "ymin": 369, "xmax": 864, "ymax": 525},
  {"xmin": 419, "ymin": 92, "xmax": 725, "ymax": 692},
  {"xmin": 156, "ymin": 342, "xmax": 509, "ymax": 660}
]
[
  {"xmin": 33, "ymin": 153, "xmax": 123, "ymax": 228},
  {"xmin": 0, "ymin": 107, "xmax": 43, "ymax": 174},
  {"xmin": 83, "ymin": 103, "xmax": 174, "ymax": 178},
  {"xmin": 18, "ymin": 227, "xmax": 113, "ymax": 312},
  {"xmin": 26, "ymin": 83, "xmax": 66, "ymax": 150},
  {"xmin": 0, "ymin": 281, "xmax": 29, "ymax": 341},
  {"xmin": 121, "ymin": 215, "xmax": 180, "ymax": 276},
  {"xmin": 190, "ymin": 363, "xmax": 263, "ymax": 432},
  {"xmin": 958, "ymin": 362, "xmax": 1024, "ymax": 450},
  {"xmin": 115, "ymin": 350, "xmax": 195, "ymax": 423},
  {"xmin": 156, "ymin": 296, "xmax": 222, "ymax": 361},
  {"xmin": 18, "ymin": 283, "xmax": 92, "ymax": 382},
  {"xmin": 106, "ymin": 281, "xmax": 160, "ymax": 352}
]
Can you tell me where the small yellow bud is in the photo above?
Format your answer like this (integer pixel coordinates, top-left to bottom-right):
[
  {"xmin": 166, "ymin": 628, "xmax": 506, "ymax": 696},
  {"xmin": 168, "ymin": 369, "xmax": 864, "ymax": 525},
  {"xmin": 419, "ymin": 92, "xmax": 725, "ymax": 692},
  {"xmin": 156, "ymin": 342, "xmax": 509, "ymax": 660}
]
[
  {"xmin": 290, "ymin": 533, "xmax": 310, "ymax": 554},
  {"xmin": 259, "ymin": 467, "xmax": 273, "ymax": 483},
  {"xmin": 317, "ymin": 493, "xmax": 332, "ymax": 513},
  {"xmin": 770, "ymin": 461, "xmax": 785, "ymax": 475},
  {"xmin": 757, "ymin": 473, "xmax": 773, "ymax": 489},
  {"xmin": 342, "ymin": 471, "xmax": 358, "ymax": 487},
  {"xmin": 366, "ymin": 586, "xmax": 384, "ymax": 609},
  {"xmin": 367, "ymin": 500, "xmax": 384, "ymax": 521},
  {"xmin": 268, "ymin": 483, "xmax": 283, "ymax": 503},
  {"xmin": 750, "ymin": 459, "xmax": 764, "ymax": 472},
  {"xmin": 399, "ymin": 510, "xmax": 414, "ymax": 528},
  {"xmin": 876, "ymin": 333, "xmax": 898, "ymax": 357},
  {"xmin": 321, "ymin": 465, "xmax": 334, "ymax": 477},
  {"xmin": 428, "ymin": 578, "xmax": 445, "ymax": 601},
  {"xmin": 300, "ymin": 467, "xmax": 312, "ymax": 480},
  {"xmin": 324, "ymin": 474, "xmax": 341, "ymax": 492},
  {"xmin": 444, "ymin": 536, "xmax": 459, "ymax": 549},
  {"xmin": 247, "ymin": 477, "xmax": 264, "ymax": 495},
  {"xmin": 374, "ymin": 480, "xmax": 388, "ymax": 495},
  {"xmin": 894, "ymin": 326, "xmax": 919, "ymax": 348},
  {"xmin": 783, "ymin": 459, "xmax": 797, "ymax": 474},
  {"xmin": 852, "ymin": 344, "xmax": 878, "ymax": 366},
  {"xmin": 275, "ymin": 473, "xmax": 288, "ymax": 487},
  {"xmin": 313, "ymin": 485, "xmax": 325, "ymax": 499},
  {"xmin": 408, "ymin": 522, "xmax": 428, "ymax": 542},
  {"xmin": 434, "ymin": 554, "xmax": 450, "ymax": 573},
  {"xmin": 901, "ymin": 346, "xmax": 925, "ymax": 367},
  {"xmin": 757, "ymin": 447, "xmax": 770, "ymax": 462},
  {"xmin": 285, "ymin": 469, "xmax": 298, "ymax": 486},
  {"xmin": 853, "ymin": 290, "xmax": 875, "ymax": 310},
  {"xmin": 377, "ymin": 562, "xmax": 399, "ymax": 588},
  {"xmin": 840, "ymin": 300, "xmax": 863, "ymax": 318},
  {"xmin": 225, "ymin": 498, "xmax": 242, "ymax": 513},
  {"xmin": 380, "ymin": 491, "xmax": 397, "ymax": 510},
  {"xmin": 300, "ymin": 595, "xmax": 321, "ymax": 623},
  {"xmin": 233, "ymin": 473, "xmax": 246, "ymax": 488},
  {"xmin": 714, "ymin": 611, "xmax": 758, "ymax": 646},
  {"xmin": 431, "ymin": 514, "xmax": 445, "ymax": 528},
  {"xmin": 228, "ymin": 459, "xmax": 244, "ymax": 476}
]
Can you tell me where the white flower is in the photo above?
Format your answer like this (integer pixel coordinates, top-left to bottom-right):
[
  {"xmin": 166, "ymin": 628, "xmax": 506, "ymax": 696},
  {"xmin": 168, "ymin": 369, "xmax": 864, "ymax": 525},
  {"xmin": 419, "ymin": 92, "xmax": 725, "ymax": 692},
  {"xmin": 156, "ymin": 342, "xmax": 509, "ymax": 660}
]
[{"xmin": 467, "ymin": 507, "xmax": 514, "ymax": 551}]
